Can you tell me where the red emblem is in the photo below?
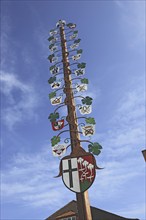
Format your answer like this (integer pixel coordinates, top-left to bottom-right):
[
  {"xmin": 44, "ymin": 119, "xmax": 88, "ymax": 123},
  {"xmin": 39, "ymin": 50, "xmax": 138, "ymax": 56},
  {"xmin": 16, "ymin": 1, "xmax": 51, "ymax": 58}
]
[{"xmin": 51, "ymin": 119, "xmax": 64, "ymax": 131}]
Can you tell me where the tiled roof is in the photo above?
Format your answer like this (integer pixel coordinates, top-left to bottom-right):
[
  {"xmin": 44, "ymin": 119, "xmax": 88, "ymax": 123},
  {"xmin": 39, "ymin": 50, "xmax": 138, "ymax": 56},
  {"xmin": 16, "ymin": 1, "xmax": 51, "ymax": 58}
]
[{"xmin": 45, "ymin": 200, "xmax": 139, "ymax": 220}]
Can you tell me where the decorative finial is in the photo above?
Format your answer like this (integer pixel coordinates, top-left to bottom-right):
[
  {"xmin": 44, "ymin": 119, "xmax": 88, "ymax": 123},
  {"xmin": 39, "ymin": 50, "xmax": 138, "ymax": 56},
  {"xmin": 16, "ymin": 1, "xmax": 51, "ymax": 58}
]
[{"xmin": 56, "ymin": 20, "xmax": 66, "ymax": 28}]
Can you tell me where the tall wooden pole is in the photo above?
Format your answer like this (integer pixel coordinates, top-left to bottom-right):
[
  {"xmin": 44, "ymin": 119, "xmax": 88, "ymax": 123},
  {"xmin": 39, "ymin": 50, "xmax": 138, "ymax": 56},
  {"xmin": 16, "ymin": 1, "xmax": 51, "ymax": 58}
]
[{"xmin": 59, "ymin": 25, "xmax": 92, "ymax": 220}]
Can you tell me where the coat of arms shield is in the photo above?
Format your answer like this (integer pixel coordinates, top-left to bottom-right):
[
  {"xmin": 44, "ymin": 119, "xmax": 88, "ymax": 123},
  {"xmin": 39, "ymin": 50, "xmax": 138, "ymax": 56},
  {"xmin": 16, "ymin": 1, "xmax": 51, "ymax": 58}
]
[{"xmin": 62, "ymin": 155, "xmax": 96, "ymax": 193}]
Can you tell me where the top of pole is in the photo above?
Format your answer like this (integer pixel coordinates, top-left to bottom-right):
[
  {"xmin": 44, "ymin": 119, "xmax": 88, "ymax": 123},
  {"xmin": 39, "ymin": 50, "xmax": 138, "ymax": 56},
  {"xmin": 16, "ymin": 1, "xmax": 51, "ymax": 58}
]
[{"xmin": 56, "ymin": 20, "xmax": 66, "ymax": 28}]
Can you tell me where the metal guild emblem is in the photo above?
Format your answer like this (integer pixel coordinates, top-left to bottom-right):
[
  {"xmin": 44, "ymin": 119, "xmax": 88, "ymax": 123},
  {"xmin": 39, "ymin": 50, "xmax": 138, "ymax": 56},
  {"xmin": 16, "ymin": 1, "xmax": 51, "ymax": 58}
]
[
  {"xmin": 50, "ymin": 66, "xmax": 60, "ymax": 75},
  {"xmin": 81, "ymin": 125, "xmax": 95, "ymax": 136},
  {"xmin": 49, "ymin": 45, "xmax": 58, "ymax": 52},
  {"xmin": 69, "ymin": 33, "xmax": 78, "ymax": 40},
  {"xmin": 76, "ymin": 84, "xmax": 87, "ymax": 92},
  {"xmin": 62, "ymin": 155, "xmax": 96, "ymax": 193},
  {"xmin": 51, "ymin": 119, "xmax": 64, "ymax": 131},
  {"xmin": 52, "ymin": 144, "xmax": 66, "ymax": 157},
  {"xmin": 50, "ymin": 29, "xmax": 58, "ymax": 36},
  {"xmin": 70, "ymin": 43, "xmax": 79, "ymax": 49},
  {"xmin": 78, "ymin": 105, "xmax": 92, "ymax": 115},
  {"xmin": 72, "ymin": 54, "xmax": 81, "ymax": 61},
  {"xmin": 50, "ymin": 96, "xmax": 62, "ymax": 105},
  {"xmin": 51, "ymin": 81, "xmax": 61, "ymax": 89},
  {"xmin": 74, "ymin": 68, "xmax": 85, "ymax": 76}
]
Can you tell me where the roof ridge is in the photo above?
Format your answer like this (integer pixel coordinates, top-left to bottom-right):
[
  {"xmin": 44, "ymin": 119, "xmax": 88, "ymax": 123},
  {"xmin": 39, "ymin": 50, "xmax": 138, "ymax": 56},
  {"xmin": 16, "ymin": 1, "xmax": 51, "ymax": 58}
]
[
  {"xmin": 45, "ymin": 200, "xmax": 77, "ymax": 219},
  {"xmin": 45, "ymin": 200, "xmax": 140, "ymax": 220},
  {"xmin": 90, "ymin": 205, "xmax": 140, "ymax": 220}
]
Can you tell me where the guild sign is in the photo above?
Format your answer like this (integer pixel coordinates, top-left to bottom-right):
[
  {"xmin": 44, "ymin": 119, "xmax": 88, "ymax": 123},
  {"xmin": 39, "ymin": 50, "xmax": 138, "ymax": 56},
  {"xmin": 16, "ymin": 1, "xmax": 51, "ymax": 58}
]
[
  {"xmin": 69, "ymin": 33, "xmax": 78, "ymax": 40},
  {"xmin": 74, "ymin": 68, "xmax": 85, "ymax": 76},
  {"xmin": 68, "ymin": 23, "xmax": 76, "ymax": 29},
  {"xmin": 50, "ymin": 38, "xmax": 57, "ymax": 44},
  {"xmin": 50, "ymin": 96, "xmax": 62, "ymax": 105},
  {"xmin": 78, "ymin": 105, "xmax": 92, "ymax": 115},
  {"xmin": 50, "ymin": 56, "xmax": 58, "ymax": 63},
  {"xmin": 70, "ymin": 43, "xmax": 79, "ymax": 50},
  {"xmin": 52, "ymin": 144, "xmax": 66, "ymax": 157},
  {"xmin": 51, "ymin": 119, "xmax": 64, "ymax": 131},
  {"xmin": 62, "ymin": 155, "xmax": 96, "ymax": 193},
  {"xmin": 50, "ymin": 45, "xmax": 58, "ymax": 53},
  {"xmin": 51, "ymin": 81, "xmax": 61, "ymax": 89},
  {"xmin": 81, "ymin": 125, "xmax": 95, "ymax": 136},
  {"xmin": 50, "ymin": 29, "xmax": 58, "ymax": 36},
  {"xmin": 72, "ymin": 54, "xmax": 81, "ymax": 61},
  {"xmin": 76, "ymin": 84, "xmax": 87, "ymax": 92},
  {"xmin": 50, "ymin": 66, "xmax": 60, "ymax": 75}
]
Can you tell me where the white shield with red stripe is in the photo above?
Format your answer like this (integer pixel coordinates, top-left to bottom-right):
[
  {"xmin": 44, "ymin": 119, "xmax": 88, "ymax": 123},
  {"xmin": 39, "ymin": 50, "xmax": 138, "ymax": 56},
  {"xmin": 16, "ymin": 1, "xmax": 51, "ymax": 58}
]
[{"xmin": 62, "ymin": 155, "xmax": 95, "ymax": 193}]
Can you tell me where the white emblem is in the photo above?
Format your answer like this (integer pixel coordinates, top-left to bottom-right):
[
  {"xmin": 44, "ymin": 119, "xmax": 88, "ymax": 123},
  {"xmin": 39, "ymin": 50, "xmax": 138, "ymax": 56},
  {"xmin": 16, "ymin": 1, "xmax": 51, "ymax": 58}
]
[
  {"xmin": 50, "ymin": 30, "xmax": 58, "ymax": 36},
  {"xmin": 52, "ymin": 144, "xmax": 66, "ymax": 157},
  {"xmin": 76, "ymin": 84, "xmax": 87, "ymax": 92},
  {"xmin": 69, "ymin": 34, "xmax": 78, "ymax": 40},
  {"xmin": 51, "ymin": 81, "xmax": 61, "ymax": 89},
  {"xmin": 81, "ymin": 125, "xmax": 95, "ymax": 136},
  {"xmin": 79, "ymin": 105, "xmax": 92, "ymax": 115},
  {"xmin": 56, "ymin": 20, "xmax": 66, "ymax": 28},
  {"xmin": 50, "ymin": 38, "xmax": 58, "ymax": 44},
  {"xmin": 70, "ymin": 43, "xmax": 79, "ymax": 49},
  {"xmin": 50, "ymin": 56, "xmax": 58, "ymax": 63},
  {"xmin": 50, "ymin": 66, "xmax": 60, "ymax": 74},
  {"xmin": 72, "ymin": 54, "xmax": 81, "ymax": 61},
  {"xmin": 50, "ymin": 96, "xmax": 62, "ymax": 105},
  {"xmin": 74, "ymin": 68, "xmax": 85, "ymax": 76},
  {"xmin": 50, "ymin": 45, "xmax": 58, "ymax": 52}
]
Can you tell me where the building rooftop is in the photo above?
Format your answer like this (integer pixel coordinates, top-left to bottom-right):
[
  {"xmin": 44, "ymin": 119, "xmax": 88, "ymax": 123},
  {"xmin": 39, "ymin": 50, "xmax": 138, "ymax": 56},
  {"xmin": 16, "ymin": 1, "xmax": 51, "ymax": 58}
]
[{"xmin": 45, "ymin": 200, "xmax": 139, "ymax": 220}]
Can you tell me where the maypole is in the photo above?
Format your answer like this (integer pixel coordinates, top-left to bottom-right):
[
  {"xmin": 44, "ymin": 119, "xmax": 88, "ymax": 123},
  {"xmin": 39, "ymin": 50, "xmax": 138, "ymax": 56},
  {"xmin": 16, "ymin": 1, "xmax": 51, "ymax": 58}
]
[{"xmin": 48, "ymin": 20, "xmax": 103, "ymax": 220}]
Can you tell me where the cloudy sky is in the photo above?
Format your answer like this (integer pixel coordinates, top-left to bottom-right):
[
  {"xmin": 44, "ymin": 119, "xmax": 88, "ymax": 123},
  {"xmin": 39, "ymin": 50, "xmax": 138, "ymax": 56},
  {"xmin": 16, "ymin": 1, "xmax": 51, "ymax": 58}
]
[{"xmin": 1, "ymin": 1, "xmax": 145, "ymax": 220}]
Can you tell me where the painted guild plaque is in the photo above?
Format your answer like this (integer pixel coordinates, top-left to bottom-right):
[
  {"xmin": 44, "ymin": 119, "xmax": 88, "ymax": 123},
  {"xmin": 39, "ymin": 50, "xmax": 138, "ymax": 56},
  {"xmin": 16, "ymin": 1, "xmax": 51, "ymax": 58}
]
[
  {"xmin": 78, "ymin": 105, "xmax": 92, "ymax": 115},
  {"xmin": 50, "ymin": 96, "xmax": 62, "ymax": 105}
]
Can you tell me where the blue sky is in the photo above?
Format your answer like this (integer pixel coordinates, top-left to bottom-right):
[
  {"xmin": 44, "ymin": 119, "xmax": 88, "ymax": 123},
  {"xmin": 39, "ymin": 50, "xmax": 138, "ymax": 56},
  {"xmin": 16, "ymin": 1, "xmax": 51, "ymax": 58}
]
[{"xmin": 0, "ymin": 0, "xmax": 145, "ymax": 220}]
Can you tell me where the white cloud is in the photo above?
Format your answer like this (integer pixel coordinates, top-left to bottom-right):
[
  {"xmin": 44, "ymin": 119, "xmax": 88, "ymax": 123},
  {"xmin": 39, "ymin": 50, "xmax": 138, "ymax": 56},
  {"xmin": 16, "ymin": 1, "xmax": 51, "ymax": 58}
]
[
  {"xmin": 114, "ymin": 0, "xmax": 123, "ymax": 8},
  {"xmin": 115, "ymin": 0, "xmax": 145, "ymax": 48},
  {"xmin": 1, "ymin": 15, "xmax": 18, "ymax": 71},
  {"xmin": 91, "ymin": 77, "xmax": 145, "ymax": 157},
  {"xmin": 1, "ymin": 9, "xmax": 145, "ymax": 217},
  {"xmin": 114, "ymin": 203, "xmax": 146, "ymax": 219},
  {"xmin": 0, "ymin": 71, "xmax": 38, "ymax": 129},
  {"xmin": 0, "ymin": 72, "xmax": 30, "ymax": 94},
  {"xmin": 1, "ymin": 148, "xmax": 145, "ymax": 218},
  {"xmin": 86, "ymin": 74, "xmax": 145, "ymax": 219},
  {"xmin": 91, "ymin": 156, "xmax": 144, "ymax": 194},
  {"xmin": 1, "ymin": 148, "xmax": 74, "ymax": 209}
]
